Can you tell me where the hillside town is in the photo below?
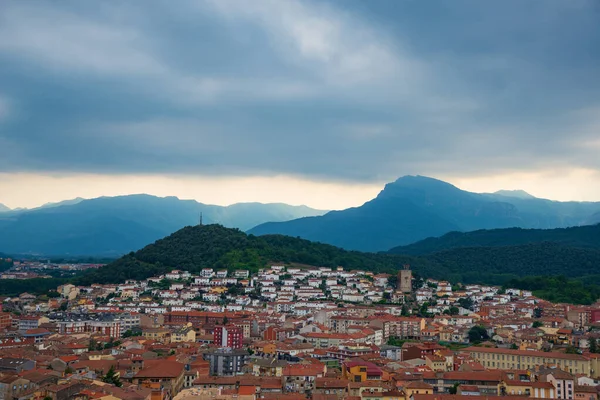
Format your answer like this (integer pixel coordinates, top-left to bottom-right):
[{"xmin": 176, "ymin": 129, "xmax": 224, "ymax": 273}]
[{"xmin": 0, "ymin": 265, "xmax": 599, "ymax": 400}]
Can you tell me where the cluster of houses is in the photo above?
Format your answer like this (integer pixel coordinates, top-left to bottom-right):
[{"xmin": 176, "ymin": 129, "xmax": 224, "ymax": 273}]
[{"xmin": 0, "ymin": 265, "xmax": 599, "ymax": 400}]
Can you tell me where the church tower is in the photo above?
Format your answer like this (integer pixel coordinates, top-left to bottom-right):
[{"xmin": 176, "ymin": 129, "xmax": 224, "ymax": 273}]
[{"xmin": 398, "ymin": 264, "xmax": 413, "ymax": 293}]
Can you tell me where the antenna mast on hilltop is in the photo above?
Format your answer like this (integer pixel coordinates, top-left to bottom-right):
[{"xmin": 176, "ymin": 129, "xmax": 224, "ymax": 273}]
[{"xmin": 199, "ymin": 212, "xmax": 203, "ymax": 226}]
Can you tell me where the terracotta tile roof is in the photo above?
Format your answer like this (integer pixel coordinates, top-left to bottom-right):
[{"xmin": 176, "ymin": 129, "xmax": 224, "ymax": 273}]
[
  {"xmin": 134, "ymin": 360, "xmax": 184, "ymax": 379},
  {"xmin": 315, "ymin": 378, "xmax": 349, "ymax": 389}
]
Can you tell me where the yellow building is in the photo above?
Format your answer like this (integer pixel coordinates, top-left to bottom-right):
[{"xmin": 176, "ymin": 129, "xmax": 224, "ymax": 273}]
[
  {"xmin": 381, "ymin": 390, "xmax": 406, "ymax": 400},
  {"xmin": 425, "ymin": 355, "xmax": 446, "ymax": 372},
  {"xmin": 404, "ymin": 381, "xmax": 433, "ymax": 398},
  {"xmin": 171, "ymin": 325, "xmax": 196, "ymax": 343},
  {"xmin": 342, "ymin": 360, "xmax": 382, "ymax": 383},
  {"xmin": 143, "ymin": 327, "xmax": 171, "ymax": 343},
  {"xmin": 466, "ymin": 347, "xmax": 597, "ymax": 378},
  {"xmin": 498, "ymin": 380, "xmax": 555, "ymax": 398}
]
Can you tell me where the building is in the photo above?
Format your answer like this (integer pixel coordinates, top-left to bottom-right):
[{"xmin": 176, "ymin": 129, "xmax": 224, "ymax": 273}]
[
  {"xmin": 54, "ymin": 313, "xmax": 127, "ymax": 337},
  {"xmin": 134, "ymin": 360, "xmax": 186, "ymax": 398},
  {"xmin": 538, "ymin": 368, "xmax": 575, "ymax": 400},
  {"xmin": 380, "ymin": 345, "xmax": 402, "ymax": 361},
  {"xmin": 18, "ymin": 316, "xmax": 47, "ymax": 332},
  {"xmin": 170, "ymin": 325, "xmax": 196, "ymax": 343},
  {"xmin": 143, "ymin": 327, "xmax": 171, "ymax": 343},
  {"xmin": 0, "ymin": 375, "xmax": 32, "ymax": 400},
  {"xmin": 0, "ymin": 313, "xmax": 11, "ymax": 329},
  {"xmin": 203, "ymin": 348, "xmax": 248, "ymax": 376},
  {"xmin": 214, "ymin": 325, "xmax": 243, "ymax": 349},
  {"xmin": 399, "ymin": 265, "xmax": 413, "ymax": 294},
  {"xmin": 342, "ymin": 359, "xmax": 382, "ymax": 382},
  {"xmin": 0, "ymin": 358, "xmax": 35, "ymax": 373},
  {"xmin": 465, "ymin": 347, "xmax": 597, "ymax": 378},
  {"xmin": 164, "ymin": 311, "xmax": 248, "ymax": 325}
]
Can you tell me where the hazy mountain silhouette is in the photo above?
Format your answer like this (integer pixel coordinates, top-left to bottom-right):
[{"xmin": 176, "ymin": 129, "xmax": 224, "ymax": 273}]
[
  {"xmin": 249, "ymin": 176, "xmax": 600, "ymax": 251},
  {"xmin": 0, "ymin": 194, "xmax": 325, "ymax": 256}
]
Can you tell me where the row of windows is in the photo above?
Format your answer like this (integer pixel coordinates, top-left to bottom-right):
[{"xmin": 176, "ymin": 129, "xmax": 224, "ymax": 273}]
[{"xmin": 476, "ymin": 353, "xmax": 582, "ymax": 368}]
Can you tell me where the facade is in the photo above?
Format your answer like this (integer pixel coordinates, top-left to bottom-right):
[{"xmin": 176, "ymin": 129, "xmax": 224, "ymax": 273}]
[
  {"xmin": 398, "ymin": 265, "xmax": 413, "ymax": 293},
  {"xmin": 0, "ymin": 313, "xmax": 11, "ymax": 329},
  {"xmin": 465, "ymin": 347, "xmax": 595, "ymax": 378},
  {"xmin": 171, "ymin": 325, "xmax": 196, "ymax": 343},
  {"xmin": 53, "ymin": 313, "xmax": 139, "ymax": 337},
  {"xmin": 0, "ymin": 358, "xmax": 35, "ymax": 373},
  {"xmin": 214, "ymin": 325, "xmax": 244, "ymax": 349},
  {"xmin": 203, "ymin": 348, "xmax": 248, "ymax": 376},
  {"xmin": 134, "ymin": 360, "xmax": 186, "ymax": 398}
]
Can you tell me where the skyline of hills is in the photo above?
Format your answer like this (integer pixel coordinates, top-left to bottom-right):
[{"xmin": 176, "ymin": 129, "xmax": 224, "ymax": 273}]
[
  {"xmin": 249, "ymin": 175, "xmax": 600, "ymax": 252},
  {"xmin": 2, "ymin": 175, "xmax": 600, "ymax": 256},
  {"xmin": 0, "ymin": 194, "xmax": 325, "ymax": 256}
]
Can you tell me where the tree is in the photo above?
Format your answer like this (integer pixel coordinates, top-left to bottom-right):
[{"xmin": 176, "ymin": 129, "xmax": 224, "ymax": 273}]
[
  {"xmin": 565, "ymin": 345, "xmax": 579, "ymax": 354},
  {"xmin": 227, "ymin": 285, "xmax": 241, "ymax": 296},
  {"xmin": 510, "ymin": 344, "xmax": 519, "ymax": 350},
  {"xmin": 449, "ymin": 382, "xmax": 460, "ymax": 395},
  {"xmin": 468, "ymin": 326, "xmax": 489, "ymax": 343},
  {"xmin": 458, "ymin": 297, "xmax": 474, "ymax": 311},
  {"xmin": 532, "ymin": 321, "xmax": 544, "ymax": 328},
  {"xmin": 401, "ymin": 305, "xmax": 409, "ymax": 316},
  {"xmin": 102, "ymin": 366, "xmax": 122, "ymax": 387},
  {"xmin": 533, "ymin": 307, "xmax": 543, "ymax": 318},
  {"xmin": 448, "ymin": 306, "xmax": 459, "ymax": 316},
  {"xmin": 388, "ymin": 275, "xmax": 398, "ymax": 290},
  {"xmin": 122, "ymin": 328, "xmax": 142, "ymax": 338},
  {"xmin": 589, "ymin": 337, "xmax": 598, "ymax": 354}
]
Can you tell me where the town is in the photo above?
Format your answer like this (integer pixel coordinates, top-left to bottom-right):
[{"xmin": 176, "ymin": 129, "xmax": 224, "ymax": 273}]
[{"xmin": 0, "ymin": 264, "xmax": 598, "ymax": 400}]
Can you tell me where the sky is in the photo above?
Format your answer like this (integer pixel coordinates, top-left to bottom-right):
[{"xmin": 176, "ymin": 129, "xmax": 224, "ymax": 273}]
[{"xmin": 1, "ymin": 0, "xmax": 599, "ymax": 210}]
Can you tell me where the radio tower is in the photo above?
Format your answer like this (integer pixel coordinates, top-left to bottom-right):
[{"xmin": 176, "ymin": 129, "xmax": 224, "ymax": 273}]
[{"xmin": 199, "ymin": 212, "xmax": 203, "ymax": 226}]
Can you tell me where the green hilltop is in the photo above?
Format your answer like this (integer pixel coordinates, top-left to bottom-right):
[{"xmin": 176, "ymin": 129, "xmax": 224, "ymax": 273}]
[{"xmin": 2, "ymin": 224, "xmax": 600, "ymax": 304}]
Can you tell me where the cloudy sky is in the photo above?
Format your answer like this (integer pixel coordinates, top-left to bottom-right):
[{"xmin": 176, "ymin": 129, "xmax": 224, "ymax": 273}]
[{"xmin": 1, "ymin": 0, "xmax": 599, "ymax": 210}]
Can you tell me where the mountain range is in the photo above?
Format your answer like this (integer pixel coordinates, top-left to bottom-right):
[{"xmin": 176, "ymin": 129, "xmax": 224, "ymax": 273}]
[
  {"xmin": 249, "ymin": 176, "xmax": 600, "ymax": 251},
  {"xmin": 3, "ymin": 175, "xmax": 600, "ymax": 256},
  {"xmin": 0, "ymin": 204, "xmax": 10, "ymax": 213},
  {"xmin": 0, "ymin": 195, "xmax": 325, "ymax": 256}
]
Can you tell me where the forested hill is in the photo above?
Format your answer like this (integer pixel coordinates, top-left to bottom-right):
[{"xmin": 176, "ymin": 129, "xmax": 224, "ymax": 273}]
[
  {"xmin": 75, "ymin": 224, "xmax": 426, "ymax": 285},
  {"xmin": 77, "ymin": 224, "xmax": 600, "ymax": 287},
  {"xmin": 14, "ymin": 224, "xmax": 600, "ymax": 304},
  {"xmin": 388, "ymin": 224, "xmax": 600, "ymax": 255}
]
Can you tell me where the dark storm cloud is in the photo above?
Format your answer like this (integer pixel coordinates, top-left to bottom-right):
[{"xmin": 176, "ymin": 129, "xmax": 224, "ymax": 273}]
[{"xmin": 0, "ymin": 0, "xmax": 599, "ymax": 181}]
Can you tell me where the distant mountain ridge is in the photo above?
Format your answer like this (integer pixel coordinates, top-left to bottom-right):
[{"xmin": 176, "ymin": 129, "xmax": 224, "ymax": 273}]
[
  {"xmin": 0, "ymin": 204, "xmax": 10, "ymax": 213},
  {"xmin": 0, "ymin": 194, "xmax": 325, "ymax": 256},
  {"xmin": 249, "ymin": 175, "xmax": 600, "ymax": 251},
  {"xmin": 492, "ymin": 189, "xmax": 536, "ymax": 199}
]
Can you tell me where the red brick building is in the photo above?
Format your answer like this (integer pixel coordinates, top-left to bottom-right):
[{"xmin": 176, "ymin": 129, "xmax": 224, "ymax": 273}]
[
  {"xmin": 214, "ymin": 324, "xmax": 243, "ymax": 349},
  {"xmin": 165, "ymin": 311, "xmax": 248, "ymax": 325},
  {"xmin": 0, "ymin": 312, "xmax": 11, "ymax": 329}
]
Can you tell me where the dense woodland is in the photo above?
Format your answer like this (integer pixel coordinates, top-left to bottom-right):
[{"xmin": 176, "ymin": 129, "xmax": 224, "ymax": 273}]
[
  {"xmin": 389, "ymin": 224, "xmax": 600, "ymax": 255},
  {"xmin": 2, "ymin": 224, "xmax": 600, "ymax": 304},
  {"xmin": 0, "ymin": 256, "xmax": 13, "ymax": 272},
  {"xmin": 75, "ymin": 225, "xmax": 422, "ymax": 285}
]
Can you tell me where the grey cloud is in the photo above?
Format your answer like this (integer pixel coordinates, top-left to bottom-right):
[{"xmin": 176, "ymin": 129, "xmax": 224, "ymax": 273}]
[{"xmin": 0, "ymin": 0, "xmax": 599, "ymax": 182}]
